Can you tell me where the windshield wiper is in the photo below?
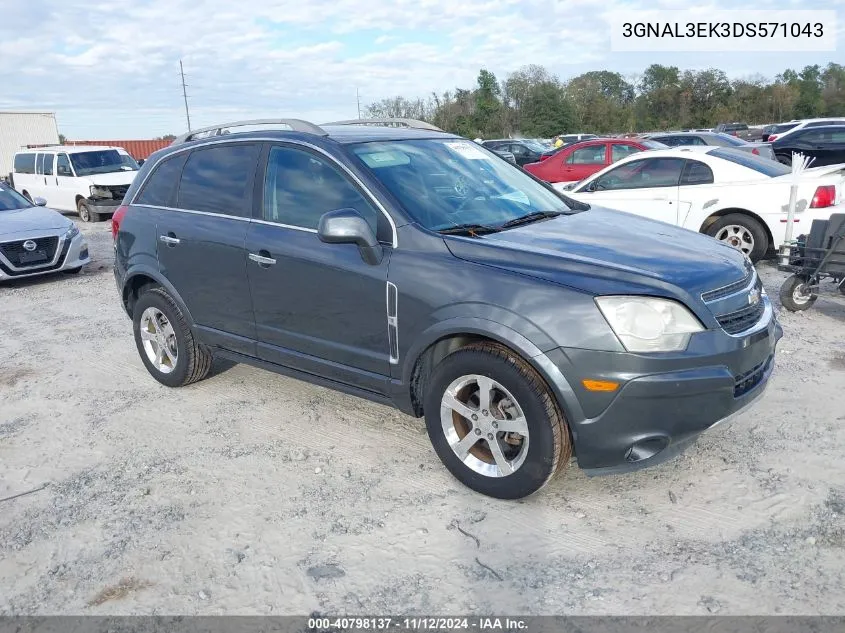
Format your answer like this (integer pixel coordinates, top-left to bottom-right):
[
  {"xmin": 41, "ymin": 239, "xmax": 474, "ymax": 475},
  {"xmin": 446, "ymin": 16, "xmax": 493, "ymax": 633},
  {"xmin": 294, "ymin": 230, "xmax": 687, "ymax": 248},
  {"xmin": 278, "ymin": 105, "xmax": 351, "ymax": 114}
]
[
  {"xmin": 437, "ymin": 223, "xmax": 501, "ymax": 237},
  {"xmin": 498, "ymin": 210, "xmax": 563, "ymax": 230}
]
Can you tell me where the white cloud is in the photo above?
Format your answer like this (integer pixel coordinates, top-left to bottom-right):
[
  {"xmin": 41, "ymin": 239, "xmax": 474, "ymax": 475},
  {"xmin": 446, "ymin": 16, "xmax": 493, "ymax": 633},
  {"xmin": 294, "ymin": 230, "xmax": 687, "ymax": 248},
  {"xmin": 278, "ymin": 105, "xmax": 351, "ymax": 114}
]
[{"xmin": 0, "ymin": 0, "xmax": 841, "ymax": 137}]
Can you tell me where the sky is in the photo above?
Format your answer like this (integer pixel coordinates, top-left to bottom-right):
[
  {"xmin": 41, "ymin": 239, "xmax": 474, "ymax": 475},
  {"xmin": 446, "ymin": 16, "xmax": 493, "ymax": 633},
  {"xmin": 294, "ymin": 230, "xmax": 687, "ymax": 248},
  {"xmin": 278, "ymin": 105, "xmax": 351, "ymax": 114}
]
[{"xmin": 0, "ymin": 0, "xmax": 842, "ymax": 139}]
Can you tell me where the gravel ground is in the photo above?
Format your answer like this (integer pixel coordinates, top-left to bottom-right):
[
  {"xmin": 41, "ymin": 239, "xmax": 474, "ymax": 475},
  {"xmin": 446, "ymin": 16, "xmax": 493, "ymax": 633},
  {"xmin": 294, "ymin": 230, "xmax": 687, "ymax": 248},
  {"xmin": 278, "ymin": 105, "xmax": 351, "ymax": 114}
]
[{"xmin": 1, "ymin": 222, "xmax": 844, "ymax": 616}]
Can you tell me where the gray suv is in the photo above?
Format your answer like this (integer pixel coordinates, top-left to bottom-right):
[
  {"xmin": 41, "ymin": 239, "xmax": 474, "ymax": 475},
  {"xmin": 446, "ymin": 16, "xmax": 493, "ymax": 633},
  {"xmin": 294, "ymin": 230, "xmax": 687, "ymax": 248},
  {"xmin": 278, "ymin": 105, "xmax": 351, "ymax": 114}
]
[{"xmin": 113, "ymin": 118, "xmax": 782, "ymax": 499}]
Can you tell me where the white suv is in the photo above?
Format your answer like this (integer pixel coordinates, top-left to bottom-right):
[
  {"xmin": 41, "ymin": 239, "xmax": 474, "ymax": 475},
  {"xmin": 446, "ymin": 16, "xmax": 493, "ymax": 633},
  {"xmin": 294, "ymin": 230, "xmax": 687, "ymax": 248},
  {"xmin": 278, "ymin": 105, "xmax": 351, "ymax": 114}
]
[{"xmin": 11, "ymin": 145, "xmax": 139, "ymax": 222}]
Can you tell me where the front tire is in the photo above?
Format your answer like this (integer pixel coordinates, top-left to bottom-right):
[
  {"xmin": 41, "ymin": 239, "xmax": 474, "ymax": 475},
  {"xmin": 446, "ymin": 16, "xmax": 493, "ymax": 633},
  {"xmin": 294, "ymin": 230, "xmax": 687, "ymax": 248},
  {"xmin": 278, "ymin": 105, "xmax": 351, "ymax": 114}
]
[
  {"xmin": 779, "ymin": 275, "xmax": 817, "ymax": 311},
  {"xmin": 77, "ymin": 199, "xmax": 101, "ymax": 222},
  {"xmin": 423, "ymin": 342, "xmax": 571, "ymax": 499},
  {"xmin": 705, "ymin": 213, "xmax": 769, "ymax": 262},
  {"xmin": 132, "ymin": 287, "xmax": 212, "ymax": 387}
]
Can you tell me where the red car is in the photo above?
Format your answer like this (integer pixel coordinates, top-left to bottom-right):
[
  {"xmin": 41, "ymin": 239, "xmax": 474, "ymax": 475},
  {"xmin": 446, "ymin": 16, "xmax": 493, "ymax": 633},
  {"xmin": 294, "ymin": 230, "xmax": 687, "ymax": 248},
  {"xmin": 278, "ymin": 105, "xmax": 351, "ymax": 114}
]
[{"xmin": 524, "ymin": 138, "xmax": 667, "ymax": 184}]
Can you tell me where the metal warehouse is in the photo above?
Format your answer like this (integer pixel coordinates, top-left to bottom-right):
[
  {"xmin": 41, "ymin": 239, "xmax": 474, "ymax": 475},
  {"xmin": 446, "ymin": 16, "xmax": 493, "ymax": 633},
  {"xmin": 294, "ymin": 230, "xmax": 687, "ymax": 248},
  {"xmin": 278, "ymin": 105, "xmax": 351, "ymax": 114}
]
[{"xmin": 0, "ymin": 111, "xmax": 60, "ymax": 177}]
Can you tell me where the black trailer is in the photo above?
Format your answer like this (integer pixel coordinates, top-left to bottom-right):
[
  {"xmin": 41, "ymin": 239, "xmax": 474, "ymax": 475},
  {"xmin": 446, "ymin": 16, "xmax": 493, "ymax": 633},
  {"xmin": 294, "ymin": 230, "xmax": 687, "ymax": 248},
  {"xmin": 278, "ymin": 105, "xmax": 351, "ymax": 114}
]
[{"xmin": 778, "ymin": 213, "xmax": 845, "ymax": 311}]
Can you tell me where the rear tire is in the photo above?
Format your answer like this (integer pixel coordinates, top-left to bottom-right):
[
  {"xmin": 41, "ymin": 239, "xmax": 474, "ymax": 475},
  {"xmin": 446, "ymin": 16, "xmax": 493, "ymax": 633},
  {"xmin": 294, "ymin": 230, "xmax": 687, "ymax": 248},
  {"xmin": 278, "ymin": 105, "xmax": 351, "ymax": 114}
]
[
  {"xmin": 132, "ymin": 287, "xmax": 212, "ymax": 387},
  {"xmin": 423, "ymin": 342, "xmax": 571, "ymax": 499},
  {"xmin": 779, "ymin": 275, "xmax": 817, "ymax": 311},
  {"xmin": 705, "ymin": 213, "xmax": 769, "ymax": 262},
  {"xmin": 776, "ymin": 154, "xmax": 792, "ymax": 166}
]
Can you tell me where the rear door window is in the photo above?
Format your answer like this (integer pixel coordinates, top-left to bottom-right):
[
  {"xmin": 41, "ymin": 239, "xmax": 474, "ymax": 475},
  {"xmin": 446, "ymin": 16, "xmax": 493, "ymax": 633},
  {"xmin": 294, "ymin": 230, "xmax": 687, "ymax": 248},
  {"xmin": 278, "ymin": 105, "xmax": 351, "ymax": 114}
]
[
  {"xmin": 42, "ymin": 153, "xmax": 54, "ymax": 176},
  {"xmin": 567, "ymin": 145, "xmax": 606, "ymax": 165},
  {"xmin": 136, "ymin": 152, "xmax": 188, "ymax": 207},
  {"xmin": 611, "ymin": 144, "xmax": 642, "ymax": 162},
  {"xmin": 177, "ymin": 143, "xmax": 261, "ymax": 217}
]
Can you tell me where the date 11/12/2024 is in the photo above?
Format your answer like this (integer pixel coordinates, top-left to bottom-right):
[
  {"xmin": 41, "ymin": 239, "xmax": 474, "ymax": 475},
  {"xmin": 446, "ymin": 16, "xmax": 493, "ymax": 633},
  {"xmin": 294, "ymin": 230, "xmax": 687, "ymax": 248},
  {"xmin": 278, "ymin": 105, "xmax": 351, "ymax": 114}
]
[{"xmin": 307, "ymin": 617, "xmax": 528, "ymax": 631}]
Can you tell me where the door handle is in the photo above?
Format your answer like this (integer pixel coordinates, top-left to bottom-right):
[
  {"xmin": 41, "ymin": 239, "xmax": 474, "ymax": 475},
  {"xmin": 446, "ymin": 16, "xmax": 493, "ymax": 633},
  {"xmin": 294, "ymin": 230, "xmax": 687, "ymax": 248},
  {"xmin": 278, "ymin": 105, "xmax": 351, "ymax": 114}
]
[
  {"xmin": 159, "ymin": 235, "xmax": 181, "ymax": 246},
  {"xmin": 249, "ymin": 252, "xmax": 276, "ymax": 266}
]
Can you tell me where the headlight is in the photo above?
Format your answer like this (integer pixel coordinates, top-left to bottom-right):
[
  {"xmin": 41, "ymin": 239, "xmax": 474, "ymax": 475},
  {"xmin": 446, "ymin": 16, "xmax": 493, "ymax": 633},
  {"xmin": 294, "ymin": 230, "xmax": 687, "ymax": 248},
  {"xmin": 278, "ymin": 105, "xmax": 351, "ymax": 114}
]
[
  {"xmin": 65, "ymin": 224, "xmax": 80, "ymax": 239},
  {"xmin": 595, "ymin": 296, "xmax": 704, "ymax": 353},
  {"xmin": 89, "ymin": 185, "xmax": 113, "ymax": 199}
]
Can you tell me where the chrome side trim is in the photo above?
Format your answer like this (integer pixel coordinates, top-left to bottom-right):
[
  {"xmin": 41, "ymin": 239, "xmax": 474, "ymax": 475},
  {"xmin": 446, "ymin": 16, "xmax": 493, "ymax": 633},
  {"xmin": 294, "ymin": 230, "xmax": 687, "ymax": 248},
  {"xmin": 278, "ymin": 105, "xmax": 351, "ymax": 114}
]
[
  {"xmin": 138, "ymin": 204, "xmax": 252, "ymax": 222},
  {"xmin": 252, "ymin": 219, "xmax": 318, "ymax": 234},
  {"xmin": 0, "ymin": 234, "xmax": 66, "ymax": 272},
  {"xmin": 131, "ymin": 137, "xmax": 399, "ymax": 248},
  {"xmin": 386, "ymin": 281, "xmax": 399, "ymax": 365}
]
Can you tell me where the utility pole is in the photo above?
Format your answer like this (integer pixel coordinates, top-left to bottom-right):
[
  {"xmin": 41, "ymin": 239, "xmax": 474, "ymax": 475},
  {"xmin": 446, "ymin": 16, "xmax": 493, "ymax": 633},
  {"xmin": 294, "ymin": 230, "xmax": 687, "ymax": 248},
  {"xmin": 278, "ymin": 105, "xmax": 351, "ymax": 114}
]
[
  {"xmin": 180, "ymin": 60, "xmax": 192, "ymax": 132},
  {"xmin": 356, "ymin": 88, "xmax": 361, "ymax": 119}
]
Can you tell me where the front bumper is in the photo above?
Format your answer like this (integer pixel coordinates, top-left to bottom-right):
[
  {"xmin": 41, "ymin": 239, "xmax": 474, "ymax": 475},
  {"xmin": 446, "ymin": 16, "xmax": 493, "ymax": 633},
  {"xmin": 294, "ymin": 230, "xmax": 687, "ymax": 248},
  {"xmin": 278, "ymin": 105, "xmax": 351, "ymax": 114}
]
[
  {"xmin": 0, "ymin": 231, "xmax": 90, "ymax": 281},
  {"xmin": 550, "ymin": 298, "xmax": 782, "ymax": 474},
  {"xmin": 87, "ymin": 198, "xmax": 121, "ymax": 216}
]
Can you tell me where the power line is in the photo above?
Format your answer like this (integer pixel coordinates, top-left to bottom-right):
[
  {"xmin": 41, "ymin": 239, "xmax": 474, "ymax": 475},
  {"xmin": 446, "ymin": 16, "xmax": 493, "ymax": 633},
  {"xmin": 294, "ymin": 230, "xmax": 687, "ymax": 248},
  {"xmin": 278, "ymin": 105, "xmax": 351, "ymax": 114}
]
[{"xmin": 180, "ymin": 60, "xmax": 192, "ymax": 132}]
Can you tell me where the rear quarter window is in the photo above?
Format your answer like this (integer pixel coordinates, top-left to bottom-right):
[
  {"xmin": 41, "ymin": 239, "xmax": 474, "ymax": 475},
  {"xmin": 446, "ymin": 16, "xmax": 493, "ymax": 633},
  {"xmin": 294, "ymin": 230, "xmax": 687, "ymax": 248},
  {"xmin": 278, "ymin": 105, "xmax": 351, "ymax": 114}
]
[
  {"xmin": 14, "ymin": 153, "xmax": 36, "ymax": 174},
  {"xmin": 708, "ymin": 148, "xmax": 790, "ymax": 177},
  {"xmin": 136, "ymin": 153, "xmax": 188, "ymax": 207}
]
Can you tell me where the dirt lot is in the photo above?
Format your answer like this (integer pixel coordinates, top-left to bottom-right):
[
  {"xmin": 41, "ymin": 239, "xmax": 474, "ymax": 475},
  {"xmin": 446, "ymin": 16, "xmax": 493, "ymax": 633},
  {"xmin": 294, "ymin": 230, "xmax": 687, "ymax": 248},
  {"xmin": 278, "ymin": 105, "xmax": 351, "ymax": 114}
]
[{"xmin": 1, "ymin": 222, "xmax": 844, "ymax": 616}]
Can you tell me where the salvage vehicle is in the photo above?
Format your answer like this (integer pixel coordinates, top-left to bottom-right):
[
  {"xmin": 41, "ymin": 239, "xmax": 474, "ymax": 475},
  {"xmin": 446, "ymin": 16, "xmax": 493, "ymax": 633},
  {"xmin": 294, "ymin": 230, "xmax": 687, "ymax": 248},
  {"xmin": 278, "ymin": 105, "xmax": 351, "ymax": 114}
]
[
  {"xmin": 769, "ymin": 125, "xmax": 845, "ymax": 166},
  {"xmin": 523, "ymin": 138, "xmax": 667, "ymax": 185},
  {"xmin": 113, "ymin": 118, "xmax": 781, "ymax": 499},
  {"xmin": 641, "ymin": 132, "xmax": 776, "ymax": 162},
  {"xmin": 12, "ymin": 146, "xmax": 139, "ymax": 222},
  {"xmin": 0, "ymin": 184, "xmax": 89, "ymax": 280},
  {"xmin": 714, "ymin": 122, "xmax": 762, "ymax": 142},
  {"xmin": 563, "ymin": 146, "xmax": 845, "ymax": 262},
  {"xmin": 766, "ymin": 117, "xmax": 845, "ymax": 143}
]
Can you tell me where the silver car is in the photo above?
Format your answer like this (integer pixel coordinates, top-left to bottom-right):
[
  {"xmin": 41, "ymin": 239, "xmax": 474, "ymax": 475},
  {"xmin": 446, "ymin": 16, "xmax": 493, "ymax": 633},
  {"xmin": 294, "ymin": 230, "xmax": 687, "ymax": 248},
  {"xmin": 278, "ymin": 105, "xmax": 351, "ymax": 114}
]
[
  {"xmin": 643, "ymin": 132, "xmax": 777, "ymax": 161},
  {"xmin": 0, "ymin": 185, "xmax": 90, "ymax": 281}
]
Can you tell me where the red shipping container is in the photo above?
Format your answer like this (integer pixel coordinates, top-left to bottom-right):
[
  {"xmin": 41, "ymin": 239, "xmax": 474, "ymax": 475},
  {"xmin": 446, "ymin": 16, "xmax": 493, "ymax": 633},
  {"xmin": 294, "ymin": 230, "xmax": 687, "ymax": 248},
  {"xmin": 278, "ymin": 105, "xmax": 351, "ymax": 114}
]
[{"xmin": 60, "ymin": 139, "xmax": 171, "ymax": 160}]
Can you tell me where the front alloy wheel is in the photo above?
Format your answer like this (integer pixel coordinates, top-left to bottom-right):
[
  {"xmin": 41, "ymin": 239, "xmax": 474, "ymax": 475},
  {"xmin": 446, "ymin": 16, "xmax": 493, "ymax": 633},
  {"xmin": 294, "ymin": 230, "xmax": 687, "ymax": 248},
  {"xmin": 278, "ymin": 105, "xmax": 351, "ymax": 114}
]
[
  {"xmin": 440, "ymin": 374, "xmax": 530, "ymax": 477},
  {"xmin": 424, "ymin": 342, "xmax": 571, "ymax": 499}
]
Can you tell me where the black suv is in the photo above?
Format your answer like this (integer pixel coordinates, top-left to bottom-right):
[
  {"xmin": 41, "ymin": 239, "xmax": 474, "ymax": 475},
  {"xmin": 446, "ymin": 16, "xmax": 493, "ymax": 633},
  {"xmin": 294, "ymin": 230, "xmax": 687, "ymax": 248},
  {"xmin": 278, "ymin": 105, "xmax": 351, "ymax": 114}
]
[
  {"xmin": 481, "ymin": 139, "xmax": 548, "ymax": 166},
  {"xmin": 113, "ymin": 118, "xmax": 782, "ymax": 499}
]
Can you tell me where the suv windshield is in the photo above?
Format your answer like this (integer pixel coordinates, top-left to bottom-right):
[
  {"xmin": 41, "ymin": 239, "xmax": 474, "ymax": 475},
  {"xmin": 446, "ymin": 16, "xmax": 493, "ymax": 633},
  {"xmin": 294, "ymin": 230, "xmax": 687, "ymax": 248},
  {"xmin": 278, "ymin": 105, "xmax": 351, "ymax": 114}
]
[
  {"xmin": 709, "ymin": 148, "xmax": 790, "ymax": 177},
  {"xmin": 71, "ymin": 150, "xmax": 139, "ymax": 176},
  {"xmin": 0, "ymin": 184, "xmax": 33, "ymax": 211},
  {"xmin": 349, "ymin": 139, "xmax": 576, "ymax": 232}
]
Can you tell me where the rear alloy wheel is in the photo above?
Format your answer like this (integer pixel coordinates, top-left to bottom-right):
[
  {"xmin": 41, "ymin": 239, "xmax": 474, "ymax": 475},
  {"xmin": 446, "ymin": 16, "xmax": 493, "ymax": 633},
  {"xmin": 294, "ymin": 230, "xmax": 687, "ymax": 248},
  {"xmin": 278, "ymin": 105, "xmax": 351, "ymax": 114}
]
[
  {"xmin": 705, "ymin": 213, "xmax": 769, "ymax": 262},
  {"xmin": 133, "ymin": 287, "xmax": 212, "ymax": 387},
  {"xmin": 424, "ymin": 342, "xmax": 571, "ymax": 499},
  {"xmin": 779, "ymin": 274, "xmax": 817, "ymax": 311}
]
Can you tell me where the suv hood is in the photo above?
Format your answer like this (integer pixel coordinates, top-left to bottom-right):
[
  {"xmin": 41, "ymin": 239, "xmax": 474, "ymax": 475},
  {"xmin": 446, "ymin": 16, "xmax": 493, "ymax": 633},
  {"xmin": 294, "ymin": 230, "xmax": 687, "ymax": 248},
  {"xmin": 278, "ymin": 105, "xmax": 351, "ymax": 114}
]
[
  {"xmin": 444, "ymin": 208, "xmax": 749, "ymax": 298},
  {"xmin": 84, "ymin": 171, "xmax": 138, "ymax": 187},
  {"xmin": 0, "ymin": 206, "xmax": 71, "ymax": 236}
]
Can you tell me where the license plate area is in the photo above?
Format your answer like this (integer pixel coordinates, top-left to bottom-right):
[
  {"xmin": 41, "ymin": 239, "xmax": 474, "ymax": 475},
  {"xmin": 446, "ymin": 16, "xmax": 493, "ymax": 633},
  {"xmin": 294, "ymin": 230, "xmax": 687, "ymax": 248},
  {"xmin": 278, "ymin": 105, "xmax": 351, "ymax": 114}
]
[{"xmin": 19, "ymin": 250, "xmax": 48, "ymax": 264}]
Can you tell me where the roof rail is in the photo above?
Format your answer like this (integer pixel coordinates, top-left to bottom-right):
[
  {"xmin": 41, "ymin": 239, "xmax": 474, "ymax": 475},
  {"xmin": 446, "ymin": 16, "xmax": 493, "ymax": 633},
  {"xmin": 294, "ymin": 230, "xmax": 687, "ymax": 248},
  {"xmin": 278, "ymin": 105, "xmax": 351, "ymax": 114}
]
[
  {"xmin": 171, "ymin": 119, "xmax": 328, "ymax": 145},
  {"xmin": 323, "ymin": 118, "xmax": 443, "ymax": 132}
]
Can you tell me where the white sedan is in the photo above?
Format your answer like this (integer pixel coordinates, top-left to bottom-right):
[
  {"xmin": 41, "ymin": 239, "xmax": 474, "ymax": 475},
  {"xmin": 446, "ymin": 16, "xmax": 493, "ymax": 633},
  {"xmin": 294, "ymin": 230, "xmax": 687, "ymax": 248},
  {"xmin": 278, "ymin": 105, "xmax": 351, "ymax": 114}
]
[{"xmin": 560, "ymin": 146, "xmax": 845, "ymax": 261}]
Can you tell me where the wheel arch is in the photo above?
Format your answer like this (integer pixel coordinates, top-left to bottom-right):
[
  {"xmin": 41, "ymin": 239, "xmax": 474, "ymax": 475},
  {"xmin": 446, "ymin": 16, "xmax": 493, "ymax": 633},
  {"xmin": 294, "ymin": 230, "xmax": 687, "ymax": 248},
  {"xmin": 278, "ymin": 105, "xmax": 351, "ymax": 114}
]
[
  {"xmin": 121, "ymin": 265, "xmax": 195, "ymax": 327},
  {"xmin": 699, "ymin": 207, "xmax": 774, "ymax": 253},
  {"xmin": 402, "ymin": 318, "xmax": 586, "ymax": 428}
]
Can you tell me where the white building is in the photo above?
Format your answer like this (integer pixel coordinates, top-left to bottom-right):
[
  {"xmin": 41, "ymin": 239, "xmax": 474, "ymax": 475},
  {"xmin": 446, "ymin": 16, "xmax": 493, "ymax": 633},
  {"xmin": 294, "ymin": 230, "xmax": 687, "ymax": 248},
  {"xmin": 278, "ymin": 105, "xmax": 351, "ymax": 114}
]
[{"xmin": 0, "ymin": 111, "xmax": 60, "ymax": 177}]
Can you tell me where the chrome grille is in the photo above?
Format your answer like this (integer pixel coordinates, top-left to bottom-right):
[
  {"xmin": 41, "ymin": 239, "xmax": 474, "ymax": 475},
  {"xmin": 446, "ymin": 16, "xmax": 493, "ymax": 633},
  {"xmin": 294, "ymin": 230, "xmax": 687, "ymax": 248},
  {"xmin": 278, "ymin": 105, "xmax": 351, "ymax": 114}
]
[
  {"xmin": 0, "ymin": 236, "xmax": 59, "ymax": 268},
  {"xmin": 701, "ymin": 270, "xmax": 753, "ymax": 303}
]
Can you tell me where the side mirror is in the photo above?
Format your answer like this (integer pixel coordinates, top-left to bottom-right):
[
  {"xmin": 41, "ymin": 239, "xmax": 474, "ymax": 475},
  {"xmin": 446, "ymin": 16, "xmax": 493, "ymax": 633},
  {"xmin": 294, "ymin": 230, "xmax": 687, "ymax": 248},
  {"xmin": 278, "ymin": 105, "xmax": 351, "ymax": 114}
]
[
  {"xmin": 317, "ymin": 208, "xmax": 383, "ymax": 265},
  {"xmin": 34, "ymin": 197, "xmax": 47, "ymax": 206}
]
